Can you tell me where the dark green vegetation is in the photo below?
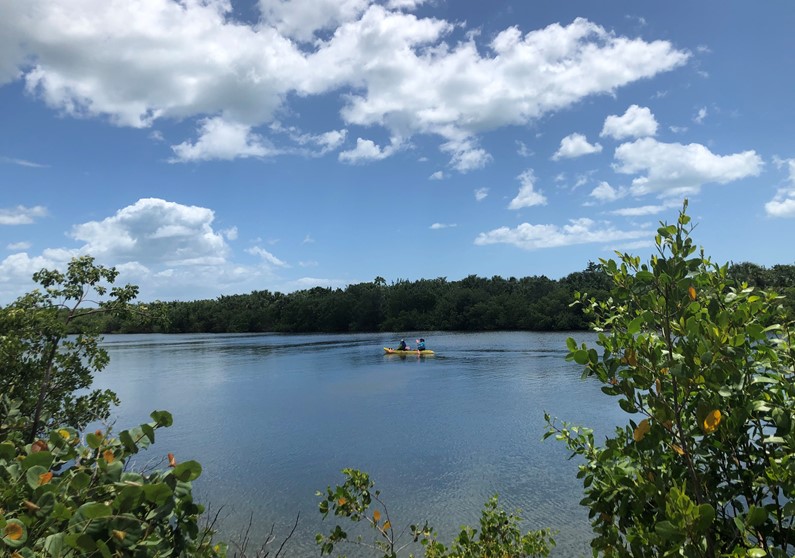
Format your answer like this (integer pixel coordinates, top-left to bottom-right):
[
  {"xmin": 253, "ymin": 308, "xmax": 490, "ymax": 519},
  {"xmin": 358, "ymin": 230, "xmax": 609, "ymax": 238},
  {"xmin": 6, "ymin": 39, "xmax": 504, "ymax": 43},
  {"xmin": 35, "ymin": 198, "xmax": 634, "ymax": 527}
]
[
  {"xmin": 78, "ymin": 261, "xmax": 794, "ymax": 335},
  {"xmin": 547, "ymin": 201, "xmax": 795, "ymax": 557}
]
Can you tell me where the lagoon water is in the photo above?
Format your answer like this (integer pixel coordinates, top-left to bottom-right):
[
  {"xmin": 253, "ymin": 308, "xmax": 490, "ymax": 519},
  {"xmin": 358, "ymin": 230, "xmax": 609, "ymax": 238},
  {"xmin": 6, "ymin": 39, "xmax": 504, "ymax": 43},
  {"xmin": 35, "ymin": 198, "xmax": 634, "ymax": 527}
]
[{"xmin": 95, "ymin": 331, "xmax": 625, "ymax": 557}]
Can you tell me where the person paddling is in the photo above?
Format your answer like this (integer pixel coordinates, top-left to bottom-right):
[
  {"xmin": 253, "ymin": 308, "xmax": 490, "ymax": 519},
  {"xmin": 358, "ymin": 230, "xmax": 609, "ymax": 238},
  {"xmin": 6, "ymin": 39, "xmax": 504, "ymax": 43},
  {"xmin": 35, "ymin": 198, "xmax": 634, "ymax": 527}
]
[
  {"xmin": 397, "ymin": 338, "xmax": 407, "ymax": 351},
  {"xmin": 416, "ymin": 338, "xmax": 426, "ymax": 352}
]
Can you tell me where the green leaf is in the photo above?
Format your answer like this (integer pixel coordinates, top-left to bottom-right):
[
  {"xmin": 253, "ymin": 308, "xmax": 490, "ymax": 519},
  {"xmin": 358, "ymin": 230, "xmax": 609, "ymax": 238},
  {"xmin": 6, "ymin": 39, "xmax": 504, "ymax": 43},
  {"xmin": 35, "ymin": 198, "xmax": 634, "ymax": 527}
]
[
  {"xmin": 0, "ymin": 442, "xmax": 15, "ymax": 460},
  {"xmin": 86, "ymin": 432, "xmax": 103, "ymax": 449},
  {"xmin": 746, "ymin": 506, "xmax": 768, "ymax": 528},
  {"xmin": 119, "ymin": 430, "xmax": 138, "ymax": 454},
  {"xmin": 141, "ymin": 423, "xmax": 156, "ymax": 444},
  {"xmin": 95, "ymin": 539, "xmax": 112, "ymax": 558},
  {"xmin": 22, "ymin": 450, "xmax": 54, "ymax": 471},
  {"xmin": 694, "ymin": 504, "xmax": 716, "ymax": 533},
  {"xmin": 172, "ymin": 460, "xmax": 202, "ymax": 482},
  {"xmin": 573, "ymin": 349, "xmax": 589, "ymax": 365},
  {"xmin": 72, "ymin": 502, "xmax": 113, "ymax": 522},
  {"xmin": 747, "ymin": 549, "xmax": 767, "ymax": 557},
  {"xmin": 150, "ymin": 410, "xmax": 173, "ymax": 427},
  {"xmin": 26, "ymin": 464, "xmax": 51, "ymax": 489},
  {"xmin": 627, "ymin": 316, "xmax": 643, "ymax": 334},
  {"xmin": 142, "ymin": 483, "xmax": 173, "ymax": 505},
  {"xmin": 70, "ymin": 471, "xmax": 91, "ymax": 491},
  {"xmin": 654, "ymin": 520, "xmax": 683, "ymax": 541},
  {"xmin": 44, "ymin": 532, "xmax": 65, "ymax": 557}
]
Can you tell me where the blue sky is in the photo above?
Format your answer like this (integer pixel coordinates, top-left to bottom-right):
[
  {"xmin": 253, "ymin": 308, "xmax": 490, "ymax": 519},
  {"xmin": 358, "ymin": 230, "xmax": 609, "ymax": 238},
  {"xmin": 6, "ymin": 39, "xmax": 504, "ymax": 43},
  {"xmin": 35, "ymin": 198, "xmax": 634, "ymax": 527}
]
[{"xmin": 1, "ymin": 0, "xmax": 794, "ymax": 303}]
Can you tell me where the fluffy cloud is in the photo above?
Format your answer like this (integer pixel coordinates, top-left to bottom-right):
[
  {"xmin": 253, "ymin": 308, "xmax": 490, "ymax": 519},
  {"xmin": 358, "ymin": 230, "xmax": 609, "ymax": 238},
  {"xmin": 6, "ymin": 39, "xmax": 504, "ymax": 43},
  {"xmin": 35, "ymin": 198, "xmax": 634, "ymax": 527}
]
[
  {"xmin": 613, "ymin": 138, "xmax": 763, "ymax": 196},
  {"xmin": 765, "ymin": 159, "xmax": 795, "ymax": 218},
  {"xmin": 339, "ymin": 137, "xmax": 401, "ymax": 163},
  {"xmin": 601, "ymin": 105, "xmax": 658, "ymax": 139},
  {"xmin": 474, "ymin": 218, "xmax": 648, "ymax": 250},
  {"xmin": 441, "ymin": 138, "xmax": 493, "ymax": 172},
  {"xmin": 259, "ymin": 0, "xmax": 371, "ymax": 42},
  {"xmin": 589, "ymin": 182, "xmax": 625, "ymax": 202},
  {"xmin": 0, "ymin": 205, "xmax": 48, "ymax": 225},
  {"xmin": 1, "ymin": 3, "xmax": 689, "ymax": 164},
  {"xmin": 0, "ymin": 249, "xmax": 77, "ymax": 302},
  {"xmin": 508, "ymin": 170, "xmax": 547, "ymax": 209},
  {"xmin": 474, "ymin": 188, "xmax": 489, "ymax": 201},
  {"xmin": 171, "ymin": 118, "xmax": 278, "ymax": 162},
  {"xmin": 552, "ymin": 133, "xmax": 602, "ymax": 160},
  {"xmin": 70, "ymin": 198, "xmax": 229, "ymax": 267}
]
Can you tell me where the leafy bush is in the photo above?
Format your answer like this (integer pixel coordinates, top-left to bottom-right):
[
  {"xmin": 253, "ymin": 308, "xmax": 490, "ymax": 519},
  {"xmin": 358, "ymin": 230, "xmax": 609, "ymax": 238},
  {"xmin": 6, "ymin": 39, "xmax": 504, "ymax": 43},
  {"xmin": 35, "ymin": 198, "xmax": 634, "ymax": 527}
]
[
  {"xmin": 0, "ymin": 397, "xmax": 225, "ymax": 556},
  {"xmin": 547, "ymin": 201, "xmax": 795, "ymax": 557},
  {"xmin": 0, "ymin": 256, "xmax": 139, "ymax": 443},
  {"xmin": 316, "ymin": 468, "xmax": 554, "ymax": 558}
]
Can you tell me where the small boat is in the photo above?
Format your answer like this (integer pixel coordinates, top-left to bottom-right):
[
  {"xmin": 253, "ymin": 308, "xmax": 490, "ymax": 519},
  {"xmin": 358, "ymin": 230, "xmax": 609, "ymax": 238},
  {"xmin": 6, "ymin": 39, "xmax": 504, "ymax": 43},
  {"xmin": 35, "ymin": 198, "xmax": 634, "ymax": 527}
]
[{"xmin": 384, "ymin": 347, "xmax": 435, "ymax": 356}]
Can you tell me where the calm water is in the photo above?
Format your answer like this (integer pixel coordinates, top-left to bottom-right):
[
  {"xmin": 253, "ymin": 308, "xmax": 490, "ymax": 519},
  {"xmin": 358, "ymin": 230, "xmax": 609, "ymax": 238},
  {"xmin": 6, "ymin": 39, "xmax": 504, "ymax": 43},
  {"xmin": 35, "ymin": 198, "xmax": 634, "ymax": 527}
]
[{"xmin": 94, "ymin": 331, "xmax": 625, "ymax": 557}]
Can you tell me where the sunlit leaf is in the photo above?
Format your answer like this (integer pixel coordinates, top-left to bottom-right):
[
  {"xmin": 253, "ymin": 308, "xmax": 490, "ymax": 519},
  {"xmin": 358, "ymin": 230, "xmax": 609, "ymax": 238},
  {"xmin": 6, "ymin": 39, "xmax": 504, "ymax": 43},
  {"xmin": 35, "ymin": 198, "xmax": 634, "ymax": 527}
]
[
  {"xmin": 633, "ymin": 419, "xmax": 651, "ymax": 442},
  {"xmin": 4, "ymin": 520, "xmax": 25, "ymax": 540},
  {"xmin": 3, "ymin": 519, "xmax": 27, "ymax": 547},
  {"xmin": 702, "ymin": 410, "xmax": 721, "ymax": 434}
]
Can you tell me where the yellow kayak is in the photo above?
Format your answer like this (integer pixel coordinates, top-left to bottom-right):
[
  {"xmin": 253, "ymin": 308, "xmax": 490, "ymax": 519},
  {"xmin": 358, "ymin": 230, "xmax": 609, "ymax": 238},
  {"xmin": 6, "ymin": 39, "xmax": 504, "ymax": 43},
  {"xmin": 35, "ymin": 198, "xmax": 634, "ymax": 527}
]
[{"xmin": 384, "ymin": 347, "xmax": 435, "ymax": 356}]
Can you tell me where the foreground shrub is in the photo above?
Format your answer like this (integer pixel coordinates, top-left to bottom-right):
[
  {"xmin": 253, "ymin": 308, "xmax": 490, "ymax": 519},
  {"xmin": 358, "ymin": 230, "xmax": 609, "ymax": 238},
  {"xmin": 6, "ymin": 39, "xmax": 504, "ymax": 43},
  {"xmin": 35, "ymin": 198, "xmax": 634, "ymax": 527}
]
[
  {"xmin": 548, "ymin": 200, "xmax": 795, "ymax": 557},
  {"xmin": 0, "ymin": 397, "xmax": 225, "ymax": 557},
  {"xmin": 316, "ymin": 468, "xmax": 555, "ymax": 557}
]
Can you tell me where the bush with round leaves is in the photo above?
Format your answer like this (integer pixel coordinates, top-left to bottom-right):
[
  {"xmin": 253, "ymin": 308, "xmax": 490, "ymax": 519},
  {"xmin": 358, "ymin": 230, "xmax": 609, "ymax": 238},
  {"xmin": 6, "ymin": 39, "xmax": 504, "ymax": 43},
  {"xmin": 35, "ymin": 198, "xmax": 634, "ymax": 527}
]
[
  {"xmin": 547, "ymin": 200, "xmax": 795, "ymax": 557},
  {"xmin": 0, "ymin": 399, "xmax": 226, "ymax": 557}
]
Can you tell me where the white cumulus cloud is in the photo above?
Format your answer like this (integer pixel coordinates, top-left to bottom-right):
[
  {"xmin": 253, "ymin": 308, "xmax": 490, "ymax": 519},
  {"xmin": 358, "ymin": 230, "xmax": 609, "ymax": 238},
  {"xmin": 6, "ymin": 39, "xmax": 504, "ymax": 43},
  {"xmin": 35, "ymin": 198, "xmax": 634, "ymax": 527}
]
[
  {"xmin": 613, "ymin": 138, "xmax": 763, "ymax": 197},
  {"xmin": 171, "ymin": 118, "xmax": 277, "ymax": 162},
  {"xmin": 339, "ymin": 137, "xmax": 402, "ymax": 163},
  {"xmin": 508, "ymin": 170, "xmax": 547, "ymax": 209},
  {"xmin": 552, "ymin": 133, "xmax": 602, "ymax": 160},
  {"xmin": 589, "ymin": 182, "xmax": 625, "ymax": 202},
  {"xmin": 70, "ymin": 198, "xmax": 229, "ymax": 267},
  {"xmin": 1, "ymin": 3, "xmax": 689, "ymax": 163},
  {"xmin": 765, "ymin": 159, "xmax": 795, "ymax": 218},
  {"xmin": 441, "ymin": 138, "xmax": 492, "ymax": 172},
  {"xmin": 601, "ymin": 105, "xmax": 658, "ymax": 139}
]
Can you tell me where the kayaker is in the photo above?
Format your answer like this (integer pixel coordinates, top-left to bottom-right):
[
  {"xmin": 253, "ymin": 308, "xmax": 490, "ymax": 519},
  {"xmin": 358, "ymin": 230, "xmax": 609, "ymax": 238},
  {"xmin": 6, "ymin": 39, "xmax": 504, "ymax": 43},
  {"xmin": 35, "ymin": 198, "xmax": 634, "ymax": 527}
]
[
  {"xmin": 416, "ymin": 338, "xmax": 426, "ymax": 351},
  {"xmin": 397, "ymin": 338, "xmax": 407, "ymax": 351}
]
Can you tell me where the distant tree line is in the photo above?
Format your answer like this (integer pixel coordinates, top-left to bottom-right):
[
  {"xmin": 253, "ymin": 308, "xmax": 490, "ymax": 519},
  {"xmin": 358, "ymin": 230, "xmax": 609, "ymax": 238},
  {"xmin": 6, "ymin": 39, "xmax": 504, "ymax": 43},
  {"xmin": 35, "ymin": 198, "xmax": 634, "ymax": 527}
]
[{"xmin": 75, "ymin": 261, "xmax": 795, "ymax": 334}]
